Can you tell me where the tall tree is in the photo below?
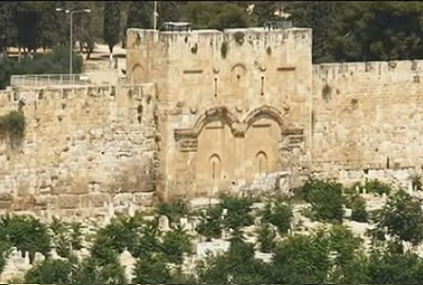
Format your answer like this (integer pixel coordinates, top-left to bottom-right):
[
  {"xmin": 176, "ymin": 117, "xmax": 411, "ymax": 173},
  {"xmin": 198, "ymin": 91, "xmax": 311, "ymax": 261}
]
[
  {"xmin": 158, "ymin": 1, "xmax": 180, "ymax": 25},
  {"xmin": 103, "ymin": 1, "xmax": 121, "ymax": 64},
  {"xmin": 0, "ymin": 2, "xmax": 18, "ymax": 57},
  {"xmin": 126, "ymin": 1, "xmax": 152, "ymax": 30}
]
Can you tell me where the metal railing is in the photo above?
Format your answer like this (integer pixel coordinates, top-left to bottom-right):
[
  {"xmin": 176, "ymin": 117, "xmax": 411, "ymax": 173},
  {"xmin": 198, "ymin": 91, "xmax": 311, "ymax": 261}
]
[{"xmin": 10, "ymin": 74, "xmax": 92, "ymax": 87}]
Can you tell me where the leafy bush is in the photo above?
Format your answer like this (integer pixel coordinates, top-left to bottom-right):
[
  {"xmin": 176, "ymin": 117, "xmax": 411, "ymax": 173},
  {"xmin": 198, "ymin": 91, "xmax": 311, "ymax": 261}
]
[
  {"xmin": 350, "ymin": 195, "xmax": 369, "ymax": 222},
  {"xmin": 302, "ymin": 178, "xmax": 345, "ymax": 223},
  {"xmin": 256, "ymin": 220, "xmax": 276, "ymax": 253},
  {"xmin": 261, "ymin": 199, "xmax": 293, "ymax": 234},
  {"xmin": 0, "ymin": 46, "xmax": 83, "ymax": 89},
  {"xmin": 375, "ymin": 189, "xmax": 423, "ymax": 246},
  {"xmin": 0, "ymin": 111, "xmax": 26, "ymax": 148},
  {"xmin": 0, "ymin": 214, "xmax": 51, "ymax": 263},
  {"xmin": 363, "ymin": 179, "xmax": 392, "ymax": 196},
  {"xmin": 220, "ymin": 194, "xmax": 255, "ymax": 231},
  {"xmin": 196, "ymin": 205, "xmax": 223, "ymax": 240},
  {"xmin": 132, "ymin": 254, "xmax": 172, "ymax": 284},
  {"xmin": 156, "ymin": 199, "xmax": 190, "ymax": 224},
  {"xmin": 24, "ymin": 259, "xmax": 74, "ymax": 284},
  {"xmin": 160, "ymin": 224, "xmax": 193, "ymax": 264}
]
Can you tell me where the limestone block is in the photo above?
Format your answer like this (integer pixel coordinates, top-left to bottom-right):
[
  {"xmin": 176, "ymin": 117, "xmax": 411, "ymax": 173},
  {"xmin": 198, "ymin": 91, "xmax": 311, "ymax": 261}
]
[
  {"xmin": 58, "ymin": 195, "xmax": 80, "ymax": 209},
  {"xmin": 0, "ymin": 201, "xmax": 12, "ymax": 210},
  {"xmin": 89, "ymin": 193, "xmax": 110, "ymax": 208},
  {"xmin": 0, "ymin": 192, "xmax": 13, "ymax": 201},
  {"xmin": 133, "ymin": 192, "xmax": 154, "ymax": 207}
]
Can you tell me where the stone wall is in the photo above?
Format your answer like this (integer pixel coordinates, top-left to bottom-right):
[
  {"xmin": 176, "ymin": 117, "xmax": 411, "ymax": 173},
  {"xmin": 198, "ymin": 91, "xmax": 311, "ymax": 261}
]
[
  {"xmin": 312, "ymin": 60, "xmax": 423, "ymax": 172},
  {"xmin": 127, "ymin": 27, "xmax": 313, "ymax": 200},
  {"xmin": 0, "ymin": 83, "xmax": 158, "ymax": 217}
]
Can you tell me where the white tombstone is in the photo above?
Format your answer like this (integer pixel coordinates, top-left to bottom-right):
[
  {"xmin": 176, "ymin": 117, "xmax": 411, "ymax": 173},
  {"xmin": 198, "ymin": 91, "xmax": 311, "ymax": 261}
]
[
  {"xmin": 180, "ymin": 217, "xmax": 190, "ymax": 231},
  {"xmin": 33, "ymin": 252, "xmax": 45, "ymax": 264},
  {"xmin": 128, "ymin": 202, "xmax": 135, "ymax": 217},
  {"xmin": 158, "ymin": 215, "xmax": 170, "ymax": 232}
]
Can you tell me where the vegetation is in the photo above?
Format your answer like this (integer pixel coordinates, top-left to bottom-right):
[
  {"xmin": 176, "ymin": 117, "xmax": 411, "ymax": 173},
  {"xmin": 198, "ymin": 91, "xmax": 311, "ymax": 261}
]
[
  {"xmin": 0, "ymin": 110, "xmax": 26, "ymax": 148},
  {"xmin": 302, "ymin": 177, "xmax": 344, "ymax": 223},
  {"xmin": 103, "ymin": 2, "xmax": 121, "ymax": 55},
  {"xmin": 0, "ymin": 177, "xmax": 421, "ymax": 283}
]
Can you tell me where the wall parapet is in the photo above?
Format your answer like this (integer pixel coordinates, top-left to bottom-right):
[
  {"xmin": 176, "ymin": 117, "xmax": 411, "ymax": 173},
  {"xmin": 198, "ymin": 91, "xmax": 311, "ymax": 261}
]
[{"xmin": 313, "ymin": 59, "xmax": 423, "ymax": 80}]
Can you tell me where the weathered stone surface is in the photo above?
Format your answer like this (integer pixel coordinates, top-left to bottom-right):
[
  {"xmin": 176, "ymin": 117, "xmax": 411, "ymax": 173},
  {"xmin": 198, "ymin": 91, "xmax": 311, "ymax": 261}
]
[{"xmin": 58, "ymin": 195, "xmax": 80, "ymax": 210}]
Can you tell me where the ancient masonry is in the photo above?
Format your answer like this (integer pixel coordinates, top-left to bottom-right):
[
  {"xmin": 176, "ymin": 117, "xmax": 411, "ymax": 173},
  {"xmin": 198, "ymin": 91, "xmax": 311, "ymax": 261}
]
[{"xmin": 1, "ymin": 26, "xmax": 423, "ymax": 215}]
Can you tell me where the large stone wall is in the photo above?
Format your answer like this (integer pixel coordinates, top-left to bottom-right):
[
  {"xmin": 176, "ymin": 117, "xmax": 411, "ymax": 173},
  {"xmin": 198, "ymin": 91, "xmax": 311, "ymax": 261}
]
[
  {"xmin": 127, "ymin": 27, "xmax": 313, "ymax": 199},
  {"xmin": 312, "ymin": 60, "xmax": 423, "ymax": 172},
  {"xmin": 0, "ymin": 84, "xmax": 158, "ymax": 217}
]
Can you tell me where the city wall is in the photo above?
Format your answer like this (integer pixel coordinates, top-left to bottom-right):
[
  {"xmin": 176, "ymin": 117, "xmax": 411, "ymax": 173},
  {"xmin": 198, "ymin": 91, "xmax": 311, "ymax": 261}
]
[
  {"xmin": 127, "ymin": 27, "xmax": 313, "ymax": 199},
  {"xmin": 0, "ymin": 83, "xmax": 158, "ymax": 217},
  {"xmin": 1, "ymin": 26, "xmax": 423, "ymax": 213},
  {"xmin": 312, "ymin": 60, "xmax": 423, "ymax": 174}
]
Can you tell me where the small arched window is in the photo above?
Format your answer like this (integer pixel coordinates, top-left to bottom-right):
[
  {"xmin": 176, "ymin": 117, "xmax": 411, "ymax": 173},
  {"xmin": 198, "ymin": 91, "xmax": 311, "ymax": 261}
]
[
  {"xmin": 255, "ymin": 151, "xmax": 268, "ymax": 174},
  {"xmin": 209, "ymin": 154, "xmax": 222, "ymax": 181}
]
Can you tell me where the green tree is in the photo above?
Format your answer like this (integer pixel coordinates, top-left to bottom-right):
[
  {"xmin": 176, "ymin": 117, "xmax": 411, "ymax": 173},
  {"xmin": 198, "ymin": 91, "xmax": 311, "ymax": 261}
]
[
  {"xmin": 196, "ymin": 205, "xmax": 223, "ymax": 241},
  {"xmin": 256, "ymin": 220, "xmax": 276, "ymax": 253},
  {"xmin": 272, "ymin": 231, "xmax": 331, "ymax": 283},
  {"xmin": 374, "ymin": 189, "xmax": 423, "ymax": 248},
  {"xmin": 182, "ymin": 2, "xmax": 251, "ymax": 30},
  {"xmin": 220, "ymin": 194, "xmax": 255, "ymax": 231},
  {"xmin": 0, "ymin": 214, "xmax": 51, "ymax": 263},
  {"xmin": 261, "ymin": 198, "xmax": 293, "ymax": 234},
  {"xmin": 160, "ymin": 224, "xmax": 193, "ymax": 264},
  {"xmin": 158, "ymin": 1, "xmax": 180, "ymax": 26},
  {"xmin": 303, "ymin": 178, "xmax": 345, "ymax": 223},
  {"xmin": 132, "ymin": 254, "xmax": 172, "ymax": 284},
  {"xmin": 24, "ymin": 259, "xmax": 73, "ymax": 284},
  {"xmin": 103, "ymin": 2, "xmax": 121, "ymax": 57}
]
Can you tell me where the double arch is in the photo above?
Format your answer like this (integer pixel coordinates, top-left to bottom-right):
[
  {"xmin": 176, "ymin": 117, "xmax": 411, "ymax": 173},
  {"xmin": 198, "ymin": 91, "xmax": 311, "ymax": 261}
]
[{"xmin": 175, "ymin": 104, "xmax": 285, "ymax": 140}]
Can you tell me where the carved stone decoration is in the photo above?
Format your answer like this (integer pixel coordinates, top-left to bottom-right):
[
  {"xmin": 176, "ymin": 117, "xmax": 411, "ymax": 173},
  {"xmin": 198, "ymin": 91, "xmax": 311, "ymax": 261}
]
[
  {"xmin": 174, "ymin": 105, "xmax": 289, "ymax": 152},
  {"xmin": 236, "ymin": 105, "xmax": 243, "ymax": 113},
  {"xmin": 179, "ymin": 138, "xmax": 198, "ymax": 152},
  {"xmin": 190, "ymin": 106, "xmax": 198, "ymax": 114},
  {"xmin": 259, "ymin": 66, "xmax": 267, "ymax": 72},
  {"xmin": 231, "ymin": 122, "xmax": 245, "ymax": 138},
  {"xmin": 213, "ymin": 67, "xmax": 220, "ymax": 74}
]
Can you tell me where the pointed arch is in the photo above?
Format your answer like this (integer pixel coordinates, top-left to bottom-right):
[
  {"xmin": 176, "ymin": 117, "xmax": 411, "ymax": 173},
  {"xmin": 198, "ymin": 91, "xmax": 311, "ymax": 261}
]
[
  {"xmin": 255, "ymin": 151, "xmax": 268, "ymax": 174},
  {"xmin": 192, "ymin": 105, "xmax": 239, "ymax": 136},
  {"xmin": 209, "ymin": 154, "xmax": 222, "ymax": 181},
  {"xmin": 243, "ymin": 105, "xmax": 285, "ymax": 134}
]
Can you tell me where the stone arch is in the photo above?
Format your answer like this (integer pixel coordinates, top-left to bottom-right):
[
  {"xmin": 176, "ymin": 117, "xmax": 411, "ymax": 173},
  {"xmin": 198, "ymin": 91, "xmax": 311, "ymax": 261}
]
[
  {"xmin": 243, "ymin": 105, "xmax": 285, "ymax": 133},
  {"xmin": 230, "ymin": 63, "xmax": 247, "ymax": 72},
  {"xmin": 255, "ymin": 151, "xmax": 268, "ymax": 174},
  {"xmin": 209, "ymin": 154, "xmax": 222, "ymax": 181},
  {"xmin": 192, "ymin": 105, "xmax": 240, "ymax": 136},
  {"xmin": 131, "ymin": 64, "xmax": 145, "ymax": 83}
]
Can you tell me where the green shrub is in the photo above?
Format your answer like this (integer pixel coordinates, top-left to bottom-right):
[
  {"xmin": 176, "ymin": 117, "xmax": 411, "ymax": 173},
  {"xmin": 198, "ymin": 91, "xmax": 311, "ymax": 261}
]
[
  {"xmin": 0, "ymin": 46, "xmax": 83, "ymax": 89},
  {"xmin": 261, "ymin": 199, "xmax": 293, "ymax": 234},
  {"xmin": 0, "ymin": 111, "xmax": 26, "ymax": 147},
  {"xmin": 160, "ymin": 224, "xmax": 193, "ymax": 264},
  {"xmin": 302, "ymin": 178, "xmax": 345, "ymax": 223},
  {"xmin": 196, "ymin": 205, "xmax": 223, "ymax": 240},
  {"xmin": 132, "ymin": 254, "xmax": 172, "ymax": 284},
  {"xmin": 350, "ymin": 195, "xmax": 369, "ymax": 222},
  {"xmin": 219, "ymin": 194, "xmax": 255, "ymax": 231},
  {"xmin": 0, "ymin": 214, "xmax": 51, "ymax": 263},
  {"xmin": 363, "ymin": 179, "xmax": 392, "ymax": 196},
  {"xmin": 256, "ymin": 220, "xmax": 276, "ymax": 253},
  {"xmin": 156, "ymin": 199, "xmax": 190, "ymax": 224}
]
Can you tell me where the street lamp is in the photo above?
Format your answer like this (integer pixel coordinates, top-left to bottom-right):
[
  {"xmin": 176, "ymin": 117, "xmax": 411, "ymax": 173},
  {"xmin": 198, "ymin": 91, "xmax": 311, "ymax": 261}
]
[{"xmin": 56, "ymin": 8, "xmax": 91, "ymax": 78}]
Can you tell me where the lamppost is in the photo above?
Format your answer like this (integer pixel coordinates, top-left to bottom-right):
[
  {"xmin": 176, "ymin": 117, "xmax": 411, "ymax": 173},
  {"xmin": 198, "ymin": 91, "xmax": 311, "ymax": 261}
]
[
  {"xmin": 56, "ymin": 8, "xmax": 91, "ymax": 79},
  {"xmin": 153, "ymin": 1, "xmax": 158, "ymax": 30}
]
